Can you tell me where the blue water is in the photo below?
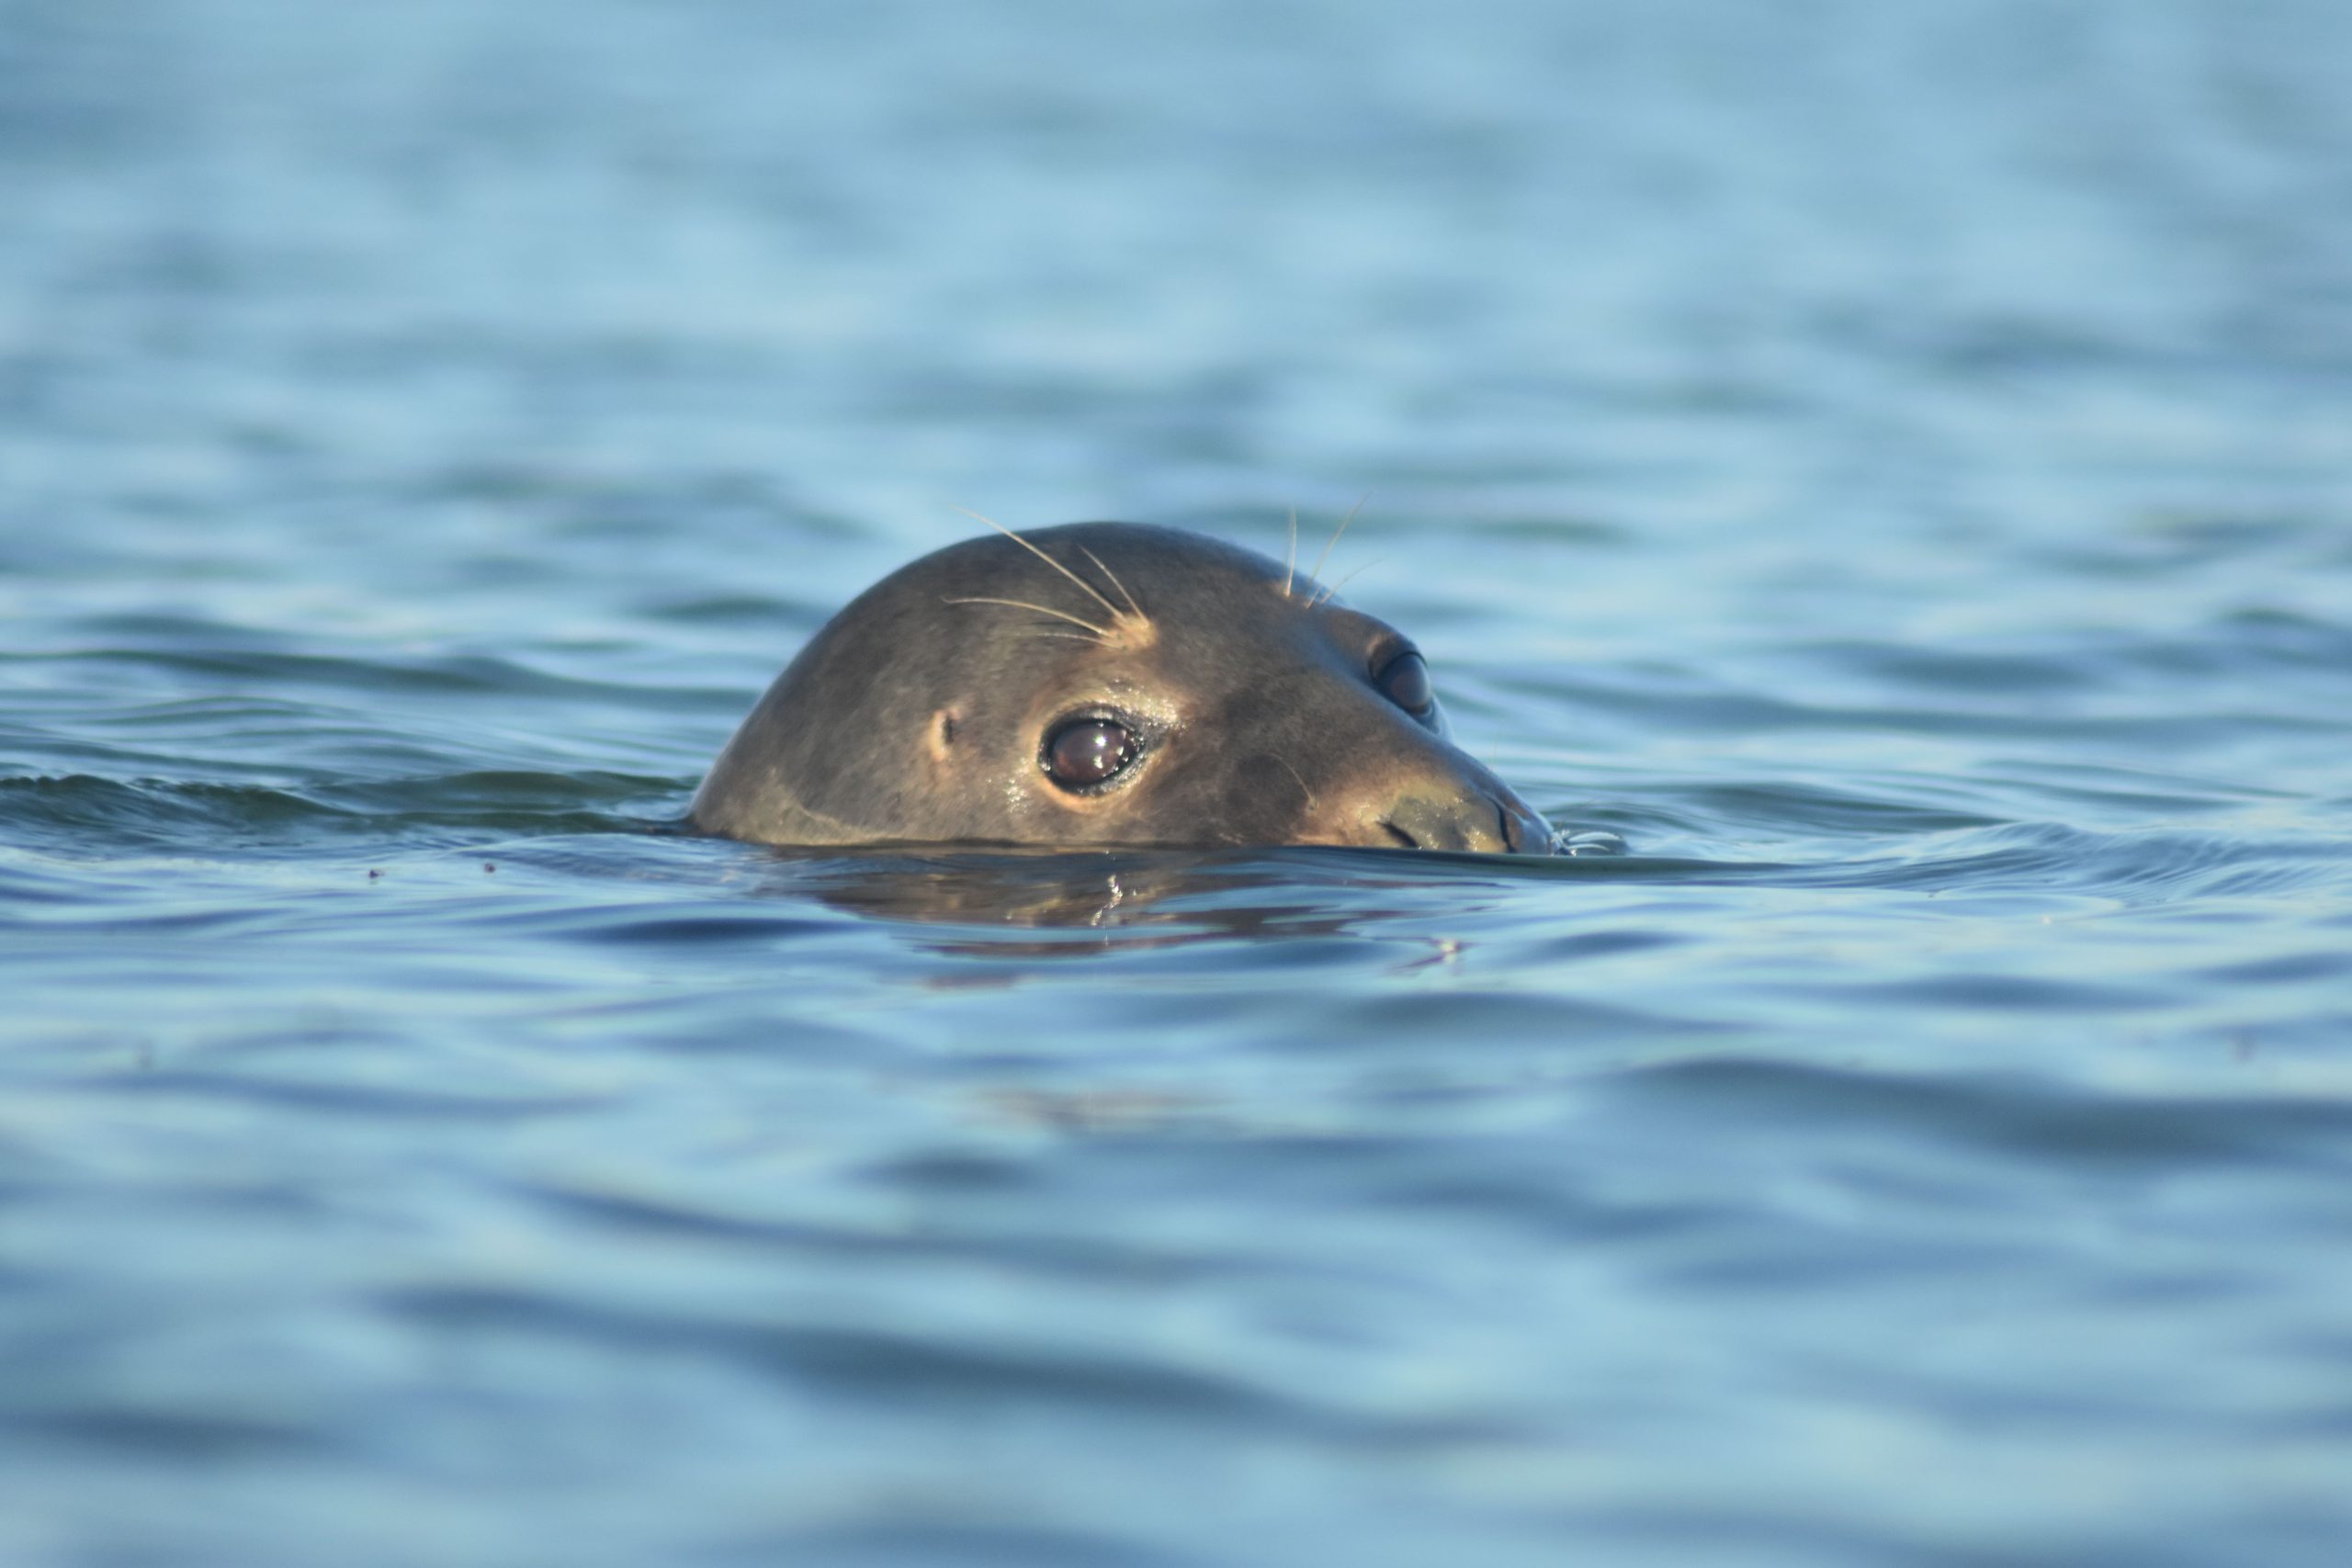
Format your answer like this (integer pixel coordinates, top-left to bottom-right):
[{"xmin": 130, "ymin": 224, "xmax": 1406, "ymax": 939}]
[{"xmin": 6, "ymin": 2, "xmax": 2352, "ymax": 1562}]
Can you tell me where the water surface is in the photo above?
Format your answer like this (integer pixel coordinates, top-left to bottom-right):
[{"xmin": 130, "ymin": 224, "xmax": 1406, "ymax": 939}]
[{"xmin": 5, "ymin": 2, "xmax": 2352, "ymax": 1563}]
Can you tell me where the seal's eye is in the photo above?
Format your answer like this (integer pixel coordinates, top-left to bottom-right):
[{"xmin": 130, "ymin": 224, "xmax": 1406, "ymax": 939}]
[
  {"xmin": 1042, "ymin": 716, "xmax": 1140, "ymax": 791},
  {"xmin": 1376, "ymin": 650, "xmax": 1436, "ymax": 723}
]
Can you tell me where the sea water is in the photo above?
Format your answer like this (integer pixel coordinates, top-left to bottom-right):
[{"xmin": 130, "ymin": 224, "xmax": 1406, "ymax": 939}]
[{"xmin": 4, "ymin": 2, "xmax": 2351, "ymax": 1562}]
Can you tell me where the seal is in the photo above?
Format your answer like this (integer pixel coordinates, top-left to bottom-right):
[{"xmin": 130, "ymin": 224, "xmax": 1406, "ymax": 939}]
[{"xmin": 691, "ymin": 521, "xmax": 1553, "ymax": 854}]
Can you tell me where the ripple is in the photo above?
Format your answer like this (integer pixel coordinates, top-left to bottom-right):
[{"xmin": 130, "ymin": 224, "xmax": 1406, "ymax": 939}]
[
  {"xmin": 1787, "ymin": 820, "xmax": 2352, "ymax": 901},
  {"xmin": 5, "ymin": 1406, "xmax": 322, "ymax": 1460},
  {"xmin": 8, "ymin": 2, "xmax": 2352, "ymax": 1563},
  {"xmin": 7, "ymin": 643, "xmax": 704, "ymax": 706},
  {"xmin": 0, "ymin": 775, "xmax": 348, "ymax": 847},
  {"xmin": 0, "ymin": 772, "xmax": 685, "ymax": 858},
  {"xmin": 379, "ymin": 1285, "xmax": 1323, "ymax": 1430},
  {"xmin": 1611, "ymin": 1059, "xmax": 2352, "ymax": 1172},
  {"xmin": 109, "ymin": 1071, "xmax": 606, "ymax": 1122}
]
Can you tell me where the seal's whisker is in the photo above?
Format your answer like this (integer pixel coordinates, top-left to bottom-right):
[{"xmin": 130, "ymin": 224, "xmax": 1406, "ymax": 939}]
[
  {"xmin": 1076, "ymin": 545, "xmax": 1148, "ymax": 622},
  {"xmin": 1307, "ymin": 492, "xmax": 1369, "ymax": 597},
  {"xmin": 1309, "ymin": 557, "xmax": 1385, "ymax": 609},
  {"xmin": 1276, "ymin": 755, "xmax": 1317, "ymax": 809},
  {"xmin": 953, "ymin": 506, "xmax": 1127, "ymax": 623},
  {"xmin": 1282, "ymin": 507, "xmax": 1299, "ymax": 600},
  {"xmin": 943, "ymin": 596, "xmax": 1112, "ymax": 639}
]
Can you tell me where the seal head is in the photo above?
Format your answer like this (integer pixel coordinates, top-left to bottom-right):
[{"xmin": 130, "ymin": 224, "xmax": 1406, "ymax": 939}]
[{"xmin": 692, "ymin": 522, "xmax": 1551, "ymax": 853}]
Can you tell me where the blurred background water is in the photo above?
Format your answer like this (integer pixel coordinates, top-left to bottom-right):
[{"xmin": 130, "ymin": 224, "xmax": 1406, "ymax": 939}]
[{"xmin": 5, "ymin": 1, "xmax": 2352, "ymax": 1562}]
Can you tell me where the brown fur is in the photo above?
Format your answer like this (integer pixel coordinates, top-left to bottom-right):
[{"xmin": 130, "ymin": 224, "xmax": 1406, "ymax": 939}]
[{"xmin": 691, "ymin": 523, "xmax": 1551, "ymax": 853}]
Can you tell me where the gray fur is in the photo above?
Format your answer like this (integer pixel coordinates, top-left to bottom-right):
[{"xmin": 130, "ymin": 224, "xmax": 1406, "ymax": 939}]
[{"xmin": 692, "ymin": 523, "xmax": 1550, "ymax": 853}]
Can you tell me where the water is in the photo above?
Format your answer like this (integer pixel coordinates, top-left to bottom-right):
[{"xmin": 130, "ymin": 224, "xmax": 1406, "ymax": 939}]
[{"xmin": 5, "ymin": 1, "xmax": 2351, "ymax": 1562}]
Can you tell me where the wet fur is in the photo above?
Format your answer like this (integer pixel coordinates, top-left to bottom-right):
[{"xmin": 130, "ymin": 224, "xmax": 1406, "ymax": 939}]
[{"xmin": 692, "ymin": 522, "xmax": 1549, "ymax": 853}]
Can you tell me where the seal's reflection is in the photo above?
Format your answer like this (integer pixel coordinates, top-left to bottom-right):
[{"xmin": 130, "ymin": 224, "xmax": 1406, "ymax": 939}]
[{"xmin": 741, "ymin": 844, "xmax": 1516, "ymax": 959}]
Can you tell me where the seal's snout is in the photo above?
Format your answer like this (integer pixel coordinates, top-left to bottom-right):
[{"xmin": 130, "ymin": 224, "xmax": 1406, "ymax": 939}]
[{"xmin": 1378, "ymin": 791, "xmax": 1545, "ymax": 854}]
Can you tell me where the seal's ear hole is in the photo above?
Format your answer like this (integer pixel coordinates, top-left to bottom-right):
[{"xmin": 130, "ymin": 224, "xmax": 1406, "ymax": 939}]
[
  {"xmin": 1374, "ymin": 651, "xmax": 1438, "ymax": 728},
  {"xmin": 928, "ymin": 706, "xmax": 962, "ymax": 763},
  {"xmin": 1041, "ymin": 716, "xmax": 1140, "ymax": 792}
]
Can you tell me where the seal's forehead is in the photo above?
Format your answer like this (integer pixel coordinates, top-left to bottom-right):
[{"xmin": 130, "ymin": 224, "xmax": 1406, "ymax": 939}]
[
  {"xmin": 843, "ymin": 522, "xmax": 1386, "ymax": 704},
  {"xmin": 966, "ymin": 523, "xmax": 1321, "ymax": 611},
  {"xmin": 996, "ymin": 524, "xmax": 1283, "ymax": 589},
  {"xmin": 872, "ymin": 522, "xmax": 1290, "ymax": 629}
]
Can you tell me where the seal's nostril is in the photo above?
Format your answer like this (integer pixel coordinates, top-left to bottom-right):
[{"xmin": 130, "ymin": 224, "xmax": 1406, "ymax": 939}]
[{"xmin": 1379, "ymin": 794, "xmax": 1502, "ymax": 852}]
